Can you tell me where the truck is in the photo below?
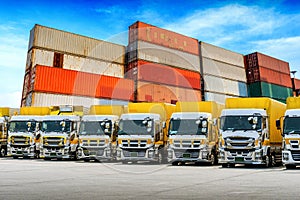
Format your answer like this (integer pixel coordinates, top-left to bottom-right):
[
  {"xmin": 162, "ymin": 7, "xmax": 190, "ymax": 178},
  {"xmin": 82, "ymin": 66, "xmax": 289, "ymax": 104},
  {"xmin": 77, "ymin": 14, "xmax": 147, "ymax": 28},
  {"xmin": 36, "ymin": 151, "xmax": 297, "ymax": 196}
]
[
  {"xmin": 167, "ymin": 101, "xmax": 223, "ymax": 165},
  {"xmin": 276, "ymin": 97, "xmax": 300, "ymax": 169},
  {"xmin": 77, "ymin": 105, "xmax": 125, "ymax": 162},
  {"xmin": 116, "ymin": 103, "xmax": 175, "ymax": 164},
  {"xmin": 40, "ymin": 105, "xmax": 82, "ymax": 160},
  {"xmin": 0, "ymin": 107, "xmax": 9, "ymax": 157},
  {"xmin": 7, "ymin": 107, "xmax": 50, "ymax": 158},
  {"xmin": 219, "ymin": 97, "xmax": 285, "ymax": 167}
]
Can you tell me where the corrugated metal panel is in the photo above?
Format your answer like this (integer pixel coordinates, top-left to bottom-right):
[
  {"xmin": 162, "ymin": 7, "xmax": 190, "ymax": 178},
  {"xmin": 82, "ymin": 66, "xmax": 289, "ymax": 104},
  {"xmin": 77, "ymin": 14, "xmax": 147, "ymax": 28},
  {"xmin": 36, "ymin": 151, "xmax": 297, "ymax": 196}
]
[
  {"xmin": 248, "ymin": 81, "xmax": 293, "ymax": 102},
  {"xmin": 204, "ymin": 92, "xmax": 235, "ymax": 105},
  {"xmin": 203, "ymin": 74, "xmax": 248, "ymax": 96},
  {"xmin": 200, "ymin": 41, "xmax": 244, "ymax": 67},
  {"xmin": 126, "ymin": 60, "xmax": 201, "ymax": 89},
  {"xmin": 29, "ymin": 24, "xmax": 126, "ymax": 64},
  {"xmin": 33, "ymin": 65, "xmax": 134, "ymax": 100},
  {"xmin": 28, "ymin": 92, "xmax": 129, "ymax": 108},
  {"xmin": 202, "ymin": 57, "xmax": 246, "ymax": 82},
  {"xmin": 127, "ymin": 40, "xmax": 200, "ymax": 72},
  {"xmin": 63, "ymin": 54, "xmax": 124, "ymax": 77},
  {"xmin": 294, "ymin": 78, "xmax": 300, "ymax": 90},
  {"xmin": 137, "ymin": 81, "xmax": 201, "ymax": 103},
  {"xmin": 245, "ymin": 64, "xmax": 292, "ymax": 88},
  {"xmin": 129, "ymin": 21, "xmax": 199, "ymax": 55},
  {"xmin": 245, "ymin": 52, "xmax": 290, "ymax": 74}
]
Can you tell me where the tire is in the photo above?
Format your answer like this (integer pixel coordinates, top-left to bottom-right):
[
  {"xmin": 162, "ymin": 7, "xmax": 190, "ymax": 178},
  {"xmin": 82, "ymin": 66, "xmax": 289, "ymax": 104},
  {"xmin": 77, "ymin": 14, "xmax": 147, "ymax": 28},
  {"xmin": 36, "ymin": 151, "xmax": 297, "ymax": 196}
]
[
  {"xmin": 172, "ymin": 161, "xmax": 179, "ymax": 166},
  {"xmin": 221, "ymin": 163, "xmax": 228, "ymax": 168},
  {"xmin": 265, "ymin": 155, "xmax": 271, "ymax": 168},
  {"xmin": 0, "ymin": 148, "xmax": 6, "ymax": 157},
  {"xmin": 285, "ymin": 164, "xmax": 296, "ymax": 169},
  {"xmin": 13, "ymin": 156, "xmax": 18, "ymax": 159}
]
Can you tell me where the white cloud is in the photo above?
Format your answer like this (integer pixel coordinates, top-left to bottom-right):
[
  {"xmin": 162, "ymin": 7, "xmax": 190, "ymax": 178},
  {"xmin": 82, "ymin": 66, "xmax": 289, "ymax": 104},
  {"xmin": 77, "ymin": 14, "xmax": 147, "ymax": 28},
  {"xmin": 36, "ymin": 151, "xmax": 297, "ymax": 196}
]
[
  {"xmin": 164, "ymin": 4, "xmax": 286, "ymax": 45},
  {"xmin": 0, "ymin": 91, "xmax": 21, "ymax": 108},
  {"xmin": 252, "ymin": 36, "xmax": 300, "ymax": 77}
]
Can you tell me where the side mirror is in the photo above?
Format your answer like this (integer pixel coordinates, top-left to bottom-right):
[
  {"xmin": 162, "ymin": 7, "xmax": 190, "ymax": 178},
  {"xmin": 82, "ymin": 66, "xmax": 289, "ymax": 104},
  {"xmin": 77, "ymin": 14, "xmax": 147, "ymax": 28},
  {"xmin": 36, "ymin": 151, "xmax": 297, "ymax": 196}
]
[
  {"xmin": 162, "ymin": 122, "xmax": 166, "ymax": 129},
  {"xmin": 276, "ymin": 119, "xmax": 281, "ymax": 130}
]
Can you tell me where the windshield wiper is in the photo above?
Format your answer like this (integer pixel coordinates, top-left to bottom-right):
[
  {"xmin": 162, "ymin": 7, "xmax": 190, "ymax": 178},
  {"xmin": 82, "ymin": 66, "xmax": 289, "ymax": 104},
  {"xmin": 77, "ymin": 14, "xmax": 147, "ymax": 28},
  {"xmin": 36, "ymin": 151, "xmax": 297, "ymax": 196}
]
[
  {"xmin": 118, "ymin": 130, "xmax": 127, "ymax": 135},
  {"xmin": 288, "ymin": 130, "xmax": 300, "ymax": 134}
]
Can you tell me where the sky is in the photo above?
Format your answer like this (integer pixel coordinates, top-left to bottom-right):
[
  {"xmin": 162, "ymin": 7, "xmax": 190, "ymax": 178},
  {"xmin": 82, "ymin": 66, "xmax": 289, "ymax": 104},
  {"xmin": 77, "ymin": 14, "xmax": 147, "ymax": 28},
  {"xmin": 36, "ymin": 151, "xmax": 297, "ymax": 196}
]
[{"xmin": 0, "ymin": 0, "xmax": 300, "ymax": 107}]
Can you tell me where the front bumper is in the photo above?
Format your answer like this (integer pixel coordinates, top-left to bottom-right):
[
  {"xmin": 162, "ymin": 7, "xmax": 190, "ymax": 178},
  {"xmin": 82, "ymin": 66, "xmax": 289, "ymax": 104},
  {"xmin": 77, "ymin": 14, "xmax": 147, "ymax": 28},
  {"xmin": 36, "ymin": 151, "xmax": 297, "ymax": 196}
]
[
  {"xmin": 7, "ymin": 145, "xmax": 35, "ymax": 158},
  {"xmin": 78, "ymin": 147, "xmax": 112, "ymax": 161},
  {"xmin": 218, "ymin": 148, "xmax": 264, "ymax": 165},
  {"xmin": 167, "ymin": 148, "xmax": 210, "ymax": 163},
  {"xmin": 116, "ymin": 147, "xmax": 157, "ymax": 162},
  {"xmin": 41, "ymin": 147, "xmax": 70, "ymax": 159},
  {"xmin": 282, "ymin": 150, "xmax": 300, "ymax": 166}
]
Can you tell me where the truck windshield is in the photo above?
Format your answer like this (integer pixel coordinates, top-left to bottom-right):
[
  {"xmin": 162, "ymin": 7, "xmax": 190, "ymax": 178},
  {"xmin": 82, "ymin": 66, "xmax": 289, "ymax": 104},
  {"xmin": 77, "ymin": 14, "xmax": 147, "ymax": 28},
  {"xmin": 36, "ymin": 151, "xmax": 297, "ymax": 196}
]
[
  {"xmin": 9, "ymin": 121, "xmax": 37, "ymax": 132},
  {"xmin": 220, "ymin": 116, "xmax": 262, "ymax": 131},
  {"xmin": 42, "ymin": 120, "xmax": 72, "ymax": 133},
  {"xmin": 79, "ymin": 121, "xmax": 112, "ymax": 135},
  {"xmin": 284, "ymin": 117, "xmax": 300, "ymax": 134},
  {"xmin": 169, "ymin": 119, "xmax": 207, "ymax": 135},
  {"xmin": 118, "ymin": 119, "xmax": 153, "ymax": 135}
]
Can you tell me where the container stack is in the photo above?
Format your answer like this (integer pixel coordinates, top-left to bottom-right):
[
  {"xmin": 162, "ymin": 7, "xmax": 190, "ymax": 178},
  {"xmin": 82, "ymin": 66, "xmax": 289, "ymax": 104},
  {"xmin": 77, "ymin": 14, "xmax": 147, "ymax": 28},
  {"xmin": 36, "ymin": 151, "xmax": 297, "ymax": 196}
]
[
  {"xmin": 22, "ymin": 24, "xmax": 133, "ymax": 108},
  {"xmin": 199, "ymin": 42, "xmax": 248, "ymax": 104},
  {"xmin": 244, "ymin": 52, "xmax": 293, "ymax": 103},
  {"xmin": 126, "ymin": 21, "xmax": 202, "ymax": 103}
]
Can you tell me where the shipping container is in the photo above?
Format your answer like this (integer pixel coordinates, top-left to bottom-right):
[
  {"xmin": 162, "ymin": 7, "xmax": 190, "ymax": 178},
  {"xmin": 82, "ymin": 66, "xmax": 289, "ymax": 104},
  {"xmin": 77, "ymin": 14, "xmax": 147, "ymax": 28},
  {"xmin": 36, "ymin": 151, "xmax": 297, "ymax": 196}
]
[
  {"xmin": 126, "ymin": 60, "xmax": 201, "ymax": 89},
  {"xmin": 29, "ymin": 24, "xmax": 126, "ymax": 64},
  {"xmin": 248, "ymin": 81, "xmax": 293, "ymax": 102},
  {"xmin": 26, "ymin": 49, "xmax": 54, "ymax": 71},
  {"xmin": 31, "ymin": 65, "xmax": 134, "ymax": 101},
  {"xmin": 245, "ymin": 63, "xmax": 292, "ymax": 88},
  {"xmin": 200, "ymin": 41, "xmax": 244, "ymax": 67},
  {"xmin": 203, "ymin": 74, "xmax": 247, "ymax": 97},
  {"xmin": 129, "ymin": 21, "xmax": 199, "ymax": 55},
  {"xmin": 63, "ymin": 54, "xmax": 124, "ymax": 77},
  {"xmin": 127, "ymin": 40, "xmax": 201, "ymax": 72},
  {"xmin": 294, "ymin": 78, "xmax": 300, "ymax": 90},
  {"xmin": 24, "ymin": 92, "xmax": 129, "ymax": 108},
  {"xmin": 137, "ymin": 81, "xmax": 201, "ymax": 103},
  {"xmin": 204, "ymin": 92, "xmax": 236, "ymax": 105},
  {"xmin": 201, "ymin": 57, "xmax": 247, "ymax": 82},
  {"xmin": 245, "ymin": 52, "xmax": 290, "ymax": 74}
]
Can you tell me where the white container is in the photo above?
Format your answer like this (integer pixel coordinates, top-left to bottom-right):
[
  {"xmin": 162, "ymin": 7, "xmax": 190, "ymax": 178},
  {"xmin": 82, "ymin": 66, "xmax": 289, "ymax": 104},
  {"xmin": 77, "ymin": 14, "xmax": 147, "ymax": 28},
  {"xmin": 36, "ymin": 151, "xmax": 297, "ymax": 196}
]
[
  {"xmin": 29, "ymin": 24, "xmax": 126, "ymax": 64},
  {"xmin": 25, "ymin": 92, "xmax": 129, "ymax": 108},
  {"xmin": 202, "ymin": 57, "xmax": 247, "ymax": 82},
  {"xmin": 63, "ymin": 54, "xmax": 124, "ymax": 77},
  {"xmin": 127, "ymin": 40, "xmax": 200, "ymax": 72},
  {"xmin": 203, "ymin": 74, "xmax": 248, "ymax": 96},
  {"xmin": 26, "ymin": 49, "xmax": 54, "ymax": 71},
  {"xmin": 200, "ymin": 41, "xmax": 244, "ymax": 67},
  {"xmin": 204, "ymin": 92, "xmax": 237, "ymax": 105}
]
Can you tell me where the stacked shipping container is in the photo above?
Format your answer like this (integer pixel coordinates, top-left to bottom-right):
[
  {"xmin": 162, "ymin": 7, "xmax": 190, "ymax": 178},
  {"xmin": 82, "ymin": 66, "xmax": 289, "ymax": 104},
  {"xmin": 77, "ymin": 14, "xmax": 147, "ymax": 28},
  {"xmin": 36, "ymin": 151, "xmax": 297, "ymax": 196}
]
[
  {"xmin": 22, "ymin": 24, "xmax": 129, "ymax": 107},
  {"xmin": 244, "ymin": 52, "xmax": 293, "ymax": 102},
  {"xmin": 199, "ymin": 42, "xmax": 248, "ymax": 104},
  {"xmin": 126, "ymin": 21, "xmax": 202, "ymax": 103}
]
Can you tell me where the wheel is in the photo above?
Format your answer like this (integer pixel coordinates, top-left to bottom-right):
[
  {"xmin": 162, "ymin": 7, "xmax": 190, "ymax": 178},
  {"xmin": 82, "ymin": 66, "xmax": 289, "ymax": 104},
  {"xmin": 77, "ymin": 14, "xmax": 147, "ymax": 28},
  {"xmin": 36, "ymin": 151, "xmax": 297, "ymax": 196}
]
[
  {"xmin": 0, "ymin": 148, "xmax": 6, "ymax": 157},
  {"xmin": 210, "ymin": 153, "xmax": 218, "ymax": 165},
  {"xmin": 285, "ymin": 164, "xmax": 296, "ymax": 169},
  {"xmin": 172, "ymin": 161, "xmax": 179, "ymax": 166},
  {"xmin": 13, "ymin": 156, "xmax": 18, "ymax": 159},
  {"xmin": 265, "ymin": 155, "xmax": 271, "ymax": 168},
  {"xmin": 221, "ymin": 163, "xmax": 228, "ymax": 168},
  {"xmin": 228, "ymin": 163, "xmax": 235, "ymax": 168},
  {"xmin": 83, "ymin": 158, "xmax": 90, "ymax": 162}
]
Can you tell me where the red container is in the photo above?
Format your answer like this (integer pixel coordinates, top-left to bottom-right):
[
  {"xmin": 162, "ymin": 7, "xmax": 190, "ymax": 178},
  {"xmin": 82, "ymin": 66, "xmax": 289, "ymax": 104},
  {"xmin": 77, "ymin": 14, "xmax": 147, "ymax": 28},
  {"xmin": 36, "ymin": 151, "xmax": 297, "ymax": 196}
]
[
  {"xmin": 33, "ymin": 65, "xmax": 134, "ymax": 101},
  {"xmin": 294, "ymin": 78, "xmax": 300, "ymax": 90},
  {"xmin": 245, "ymin": 65, "xmax": 292, "ymax": 88},
  {"xmin": 137, "ymin": 80, "xmax": 201, "ymax": 103},
  {"xmin": 129, "ymin": 21, "xmax": 199, "ymax": 55},
  {"xmin": 245, "ymin": 52, "xmax": 290, "ymax": 74},
  {"xmin": 125, "ymin": 60, "xmax": 201, "ymax": 89}
]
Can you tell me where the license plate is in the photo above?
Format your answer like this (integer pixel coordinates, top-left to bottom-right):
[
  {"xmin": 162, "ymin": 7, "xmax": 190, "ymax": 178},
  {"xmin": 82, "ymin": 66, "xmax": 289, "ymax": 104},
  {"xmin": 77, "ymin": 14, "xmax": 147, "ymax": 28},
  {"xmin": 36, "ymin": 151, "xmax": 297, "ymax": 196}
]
[
  {"xmin": 235, "ymin": 157, "xmax": 244, "ymax": 162},
  {"xmin": 130, "ymin": 152, "xmax": 138, "ymax": 157},
  {"xmin": 50, "ymin": 153, "xmax": 56, "ymax": 156},
  {"xmin": 183, "ymin": 153, "xmax": 191, "ymax": 158}
]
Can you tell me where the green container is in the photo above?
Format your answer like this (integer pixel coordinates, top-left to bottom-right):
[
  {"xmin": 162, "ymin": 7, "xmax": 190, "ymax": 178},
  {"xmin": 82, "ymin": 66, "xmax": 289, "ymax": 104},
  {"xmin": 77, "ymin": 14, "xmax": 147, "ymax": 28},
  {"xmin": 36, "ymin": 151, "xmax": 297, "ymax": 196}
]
[{"xmin": 248, "ymin": 82, "xmax": 293, "ymax": 102}]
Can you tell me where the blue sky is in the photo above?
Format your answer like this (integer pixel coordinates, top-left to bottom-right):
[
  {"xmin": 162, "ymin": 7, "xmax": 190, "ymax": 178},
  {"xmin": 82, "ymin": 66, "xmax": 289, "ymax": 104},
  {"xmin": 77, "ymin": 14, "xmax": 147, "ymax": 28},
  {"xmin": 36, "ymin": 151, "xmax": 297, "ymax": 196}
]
[{"xmin": 0, "ymin": 0, "xmax": 300, "ymax": 107}]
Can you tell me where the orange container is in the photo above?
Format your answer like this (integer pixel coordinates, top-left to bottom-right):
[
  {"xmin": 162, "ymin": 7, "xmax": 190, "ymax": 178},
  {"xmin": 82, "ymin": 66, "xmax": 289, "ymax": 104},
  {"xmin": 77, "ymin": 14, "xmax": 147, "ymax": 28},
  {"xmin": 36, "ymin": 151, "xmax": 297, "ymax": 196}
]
[
  {"xmin": 125, "ymin": 60, "xmax": 201, "ymax": 89},
  {"xmin": 129, "ymin": 21, "xmax": 199, "ymax": 55},
  {"xmin": 294, "ymin": 78, "xmax": 300, "ymax": 90},
  {"xmin": 137, "ymin": 81, "xmax": 201, "ymax": 103},
  {"xmin": 33, "ymin": 65, "xmax": 134, "ymax": 101}
]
